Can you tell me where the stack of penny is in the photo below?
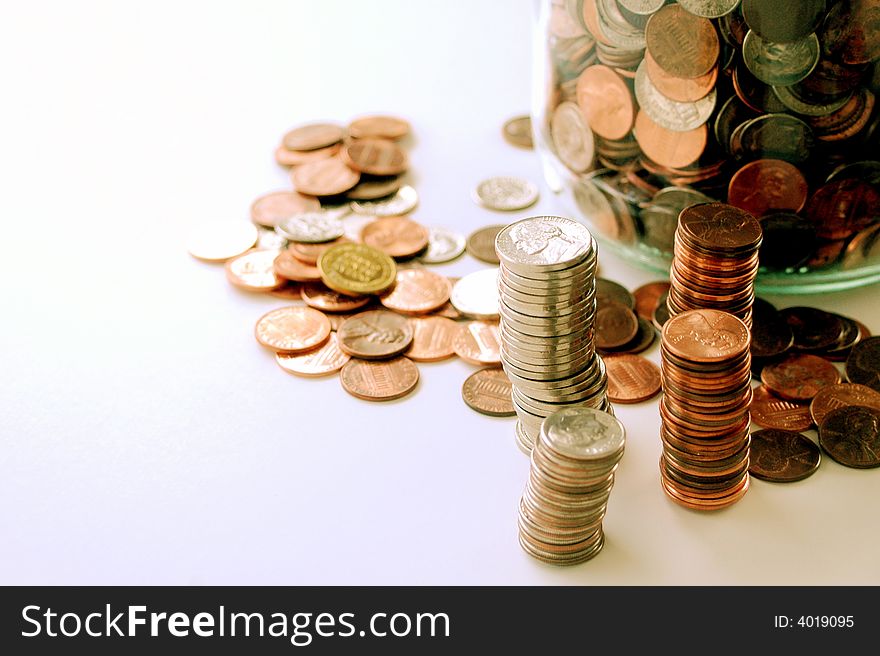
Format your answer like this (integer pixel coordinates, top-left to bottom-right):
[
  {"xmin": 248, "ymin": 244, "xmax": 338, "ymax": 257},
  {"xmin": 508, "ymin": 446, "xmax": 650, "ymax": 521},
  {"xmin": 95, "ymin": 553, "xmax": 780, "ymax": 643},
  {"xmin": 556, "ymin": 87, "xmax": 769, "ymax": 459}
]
[
  {"xmin": 494, "ymin": 216, "xmax": 610, "ymax": 455},
  {"xmin": 668, "ymin": 202, "xmax": 762, "ymax": 328},
  {"xmin": 659, "ymin": 308, "xmax": 753, "ymax": 510},
  {"xmin": 519, "ymin": 407, "xmax": 625, "ymax": 566}
]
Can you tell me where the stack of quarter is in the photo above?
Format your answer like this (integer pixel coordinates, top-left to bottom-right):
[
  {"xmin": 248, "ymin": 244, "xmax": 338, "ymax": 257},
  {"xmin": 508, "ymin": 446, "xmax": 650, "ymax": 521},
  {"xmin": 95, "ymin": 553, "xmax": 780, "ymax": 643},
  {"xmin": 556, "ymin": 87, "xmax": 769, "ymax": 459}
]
[
  {"xmin": 668, "ymin": 203, "xmax": 762, "ymax": 329},
  {"xmin": 659, "ymin": 309, "xmax": 753, "ymax": 510},
  {"xmin": 519, "ymin": 407, "xmax": 625, "ymax": 566},
  {"xmin": 495, "ymin": 216, "xmax": 611, "ymax": 455}
]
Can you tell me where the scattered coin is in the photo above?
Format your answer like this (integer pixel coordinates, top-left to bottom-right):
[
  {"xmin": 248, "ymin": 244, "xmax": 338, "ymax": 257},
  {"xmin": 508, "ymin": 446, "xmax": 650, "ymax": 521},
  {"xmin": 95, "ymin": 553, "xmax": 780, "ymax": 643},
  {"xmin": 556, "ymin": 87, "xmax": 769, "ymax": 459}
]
[
  {"xmin": 250, "ymin": 190, "xmax": 320, "ymax": 229},
  {"xmin": 819, "ymin": 405, "xmax": 880, "ymax": 469},
  {"xmin": 450, "ymin": 269, "xmax": 500, "ymax": 320},
  {"xmin": 845, "ymin": 336, "xmax": 880, "ymax": 392},
  {"xmin": 254, "ymin": 306, "xmax": 331, "ymax": 354},
  {"xmin": 361, "ymin": 216, "xmax": 429, "ymax": 259},
  {"xmin": 275, "ymin": 143, "xmax": 341, "ymax": 168},
  {"xmin": 595, "ymin": 301, "xmax": 639, "ymax": 350},
  {"xmin": 379, "ymin": 269, "xmax": 450, "ymax": 314},
  {"xmin": 348, "ymin": 115, "xmax": 410, "ymax": 141},
  {"xmin": 226, "ymin": 249, "xmax": 285, "ymax": 291},
  {"xmin": 420, "ymin": 226, "xmax": 466, "ymax": 264},
  {"xmin": 273, "ymin": 250, "xmax": 322, "ymax": 283},
  {"xmin": 300, "ymin": 282, "xmax": 370, "ymax": 313},
  {"xmin": 282, "ymin": 123, "xmax": 344, "ymax": 151},
  {"xmin": 350, "ymin": 184, "xmax": 418, "ymax": 217},
  {"xmin": 761, "ymin": 353, "xmax": 842, "ymax": 402},
  {"xmin": 276, "ymin": 211, "xmax": 345, "ymax": 243},
  {"xmin": 633, "ymin": 281, "xmax": 671, "ymax": 322},
  {"xmin": 749, "ymin": 429, "xmax": 821, "ymax": 483},
  {"xmin": 596, "ymin": 278, "xmax": 635, "ymax": 310},
  {"xmin": 345, "ymin": 175, "xmax": 403, "ymax": 201},
  {"xmin": 318, "ymin": 243, "xmax": 397, "ymax": 295},
  {"xmin": 466, "ymin": 225, "xmax": 506, "ymax": 264},
  {"xmin": 474, "ymin": 177, "xmax": 539, "ymax": 211},
  {"xmin": 453, "ymin": 321, "xmax": 502, "ymax": 365},
  {"xmin": 750, "ymin": 384, "xmax": 814, "ymax": 432},
  {"xmin": 337, "ymin": 310, "xmax": 414, "ymax": 359},
  {"xmin": 462, "ymin": 368, "xmax": 516, "ymax": 416},
  {"xmin": 340, "ymin": 356, "xmax": 419, "ymax": 402},
  {"xmin": 405, "ymin": 316, "xmax": 458, "ymax": 362},
  {"xmin": 292, "ymin": 157, "xmax": 360, "ymax": 196},
  {"xmin": 502, "ymin": 115, "xmax": 533, "ymax": 149},
  {"xmin": 604, "ymin": 354, "xmax": 661, "ymax": 404},
  {"xmin": 275, "ymin": 333, "xmax": 350, "ymax": 377},
  {"xmin": 187, "ymin": 221, "xmax": 258, "ymax": 262},
  {"xmin": 288, "ymin": 237, "xmax": 351, "ymax": 265},
  {"xmin": 342, "ymin": 138, "xmax": 408, "ymax": 176},
  {"xmin": 810, "ymin": 383, "xmax": 880, "ymax": 427}
]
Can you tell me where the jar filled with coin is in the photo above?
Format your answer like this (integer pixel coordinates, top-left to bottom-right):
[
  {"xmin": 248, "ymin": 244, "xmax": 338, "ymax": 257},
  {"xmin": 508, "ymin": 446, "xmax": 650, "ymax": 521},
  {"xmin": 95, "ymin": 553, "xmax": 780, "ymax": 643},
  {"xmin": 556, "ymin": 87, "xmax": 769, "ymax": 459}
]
[{"xmin": 535, "ymin": 0, "xmax": 880, "ymax": 292}]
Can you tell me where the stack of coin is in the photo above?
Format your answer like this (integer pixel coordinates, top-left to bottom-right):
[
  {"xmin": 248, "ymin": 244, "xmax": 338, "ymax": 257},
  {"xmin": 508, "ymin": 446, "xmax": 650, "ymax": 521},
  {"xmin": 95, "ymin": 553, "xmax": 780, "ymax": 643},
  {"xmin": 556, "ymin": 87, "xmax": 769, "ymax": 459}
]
[
  {"xmin": 495, "ymin": 216, "xmax": 610, "ymax": 455},
  {"xmin": 519, "ymin": 407, "xmax": 625, "ymax": 566},
  {"xmin": 668, "ymin": 202, "xmax": 762, "ymax": 328},
  {"xmin": 659, "ymin": 309, "xmax": 752, "ymax": 510}
]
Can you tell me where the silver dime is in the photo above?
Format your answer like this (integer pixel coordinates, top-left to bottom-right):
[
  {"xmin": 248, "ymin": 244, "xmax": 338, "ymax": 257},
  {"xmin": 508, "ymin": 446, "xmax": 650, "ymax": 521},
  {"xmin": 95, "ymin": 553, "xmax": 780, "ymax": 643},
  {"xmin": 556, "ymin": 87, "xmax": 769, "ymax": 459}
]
[
  {"xmin": 420, "ymin": 226, "xmax": 466, "ymax": 263},
  {"xmin": 742, "ymin": 30, "xmax": 819, "ymax": 87},
  {"xmin": 474, "ymin": 176, "xmax": 540, "ymax": 211},
  {"xmin": 350, "ymin": 184, "xmax": 418, "ymax": 217},
  {"xmin": 634, "ymin": 61, "xmax": 717, "ymax": 132},
  {"xmin": 551, "ymin": 102, "xmax": 596, "ymax": 174},
  {"xmin": 677, "ymin": 0, "xmax": 741, "ymax": 19},
  {"xmin": 276, "ymin": 210, "xmax": 345, "ymax": 243},
  {"xmin": 617, "ymin": 0, "xmax": 665, "ymax": 15}
]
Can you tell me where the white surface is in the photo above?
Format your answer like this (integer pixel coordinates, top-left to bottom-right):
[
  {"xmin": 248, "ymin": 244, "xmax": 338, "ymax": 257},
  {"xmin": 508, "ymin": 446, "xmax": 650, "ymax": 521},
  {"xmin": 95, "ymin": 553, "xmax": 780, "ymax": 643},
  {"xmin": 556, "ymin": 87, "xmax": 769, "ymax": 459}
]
[{"xmin": 2, "ymin": 0, "xmax": 879, "ymax": 585}]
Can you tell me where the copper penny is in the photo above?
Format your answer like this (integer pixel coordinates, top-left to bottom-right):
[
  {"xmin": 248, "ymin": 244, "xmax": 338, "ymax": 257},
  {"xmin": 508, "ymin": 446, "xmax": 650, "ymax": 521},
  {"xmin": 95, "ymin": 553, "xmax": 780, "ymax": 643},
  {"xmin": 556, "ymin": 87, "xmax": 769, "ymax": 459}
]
[
  {"xmin": 596, "ymin": 278, "xmax": 635, "ymax": 310},
  {"xmin": 342, "ymin": 138, "xmax": 408, "ymax": 176},
  {"xmin": 761, "ymin": 353, "xmax": 842, "ymax": 402},
  {"xmin": 645, "ymin": 4, "xmax": 719, "ymax": 80},
  {"xmin": 273, "ymin": 250, "xmax": 322, "ymax": 282},
  {"xmin": 275, "ymin": 332, "xmax": 350, "ymax": 377},
  {"xmin": 300, "ymin": 282, "xmax": 370, "ymax": 313},
  {"xmin": 633, "ymin": 281, "xmax": 671, "ymax": 322},
  {"xmin": 345, "ymin": 176, "xmax": 403, "ymax": 201},
  {"xmin": 250, "ymin": 190, "xmax": 320, "ymax": 229},
  {"xmin": 269, "ymin": 282, "xmax": 303, "ymax": 301},
  {"xmin": 779, "ymin": 307, "xmax": 845, "ymax": 352},
  {"xmin": 643, "ymin": 48, "xmax": 717, "ymax": 103},
  {"xmin": 604, "ymin": 354, "xmax": 661, "ymax": 404},
  {"xmin": 663, "ymin": 309, "xmax": 751, "ymax": 363},
  {"xmin": 462, "ymin": 368, "xmax": 515, "ymax": 417},
  {"xmin": 846, "ymin": 336, "xmax": 880, "ymax": 392},
  {"xmin": 337, "ymin": 310, "xmax": 414, "ymax": 360},
  {"xmin": 361, "ymin": 216, "xmax": 429, "ymax": 258},
  {"xmin": 379, "ymin": 269, "xmax": 450, "ymax": 314},
  {"xmin": 810, "ymin": 383, "xmax": 880, "ymax": 427},
  {"xmin": 348, "ymin": 115, "xmax": 410, "ymax": 141},
  {"xmin": 677, "ymin": 203, "xmax": 763, "ymax": 253},
  {"xmin": 282, "ymin": 123, "xmax": 343, "ymax": 151},
  {"xmin": 595, "ymin": 301, "xmax": 639, "ymax": 350},
  {"xmin": 575, "ymin": 64, "xmax": 635, "ymax": 140},
  {"xmin": 750, "ymin": 384, "xmax": 813, "ymax": 432},
  {"xmin": 727, "ymin": 159, "xmax": 808, "ymax": 218},
  {"xmin": 405, "ymin": 316, "xmax": 458, "ymax": 362},
  {"xmin": 274, "ymin": 143, "xmax": 341, "ymax": 167},
  {"xmin": 634, "ymin": 110, "xmax": 707, "ymax": 169},
  {"xmin": 503, "ymin": 115, "xmax": 533, "ymax": 149},
  {"xmin": 289, "ymin": 237, "xmax": 352, "ymax": 266},
  {"xmin": 806, "ymin": 179, "xmax": 880, "ymax": 240},
  {"xmin": 466, "ymin": 225, "xmax": 505, "ymax": 264},
  {"xmin": 340, "ymin": 356, "xmax": 419, "ymax": 402},
  {"xmin": 819, "ymin": 405, "xmax": 880, "ymax": 468},
  {"xmin": 225, "ymin": 249, "xmax": 285, "ymax": 291},
  {"xmin": 291, "ymin": 157, "xmax": 360, "ymax": 196},
  {"xmin": 254, "ymin": 306, "xmax": 331, "ymax": 354},
  {"xmin": 453, "ymin": 321, "xmax": 502, "ymax": 365},
  {"xmin": 748, "ymin": 429, "xmax": 821, "ymax": 483}
]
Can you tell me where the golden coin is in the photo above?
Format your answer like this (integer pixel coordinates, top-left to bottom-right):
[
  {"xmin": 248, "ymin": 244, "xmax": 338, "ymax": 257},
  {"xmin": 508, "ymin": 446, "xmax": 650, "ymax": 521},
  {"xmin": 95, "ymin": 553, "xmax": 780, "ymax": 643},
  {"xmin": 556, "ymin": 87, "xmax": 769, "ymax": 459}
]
[
  {"xmin": 453, "ymin": 321, "xmax": 502, "ymax": 365},
  {"xmin": 187, "ymin": 221, "xmax": 258, "ymax": 262},
  {"xmin": 274, "ymin": 143, "xmax": 341, "ymax": 167},
  {"xmin": 379, "ymin": 269, "xmax": 451, "ymax": 314},
  {"xmin": 405, "ymin": 316, "xmax": 458, "ymax": 362},
  {"xmin": 250, "ymin": 190, "xmax": 320, "ymax": 228},
  {"xmin": 341, "ymin": 138, "xmax": 408, "ymax": 176},
  {"xmin": 225, "ymin": 249, "xmax": 285, "ymax": 291},
  {"xmin": 282, "ymin": 123, "xmax": 344, "ymax": 151},
  {"xmin": 291, "ymin": 157, "xmax": 360, "ymax": 196},
  {"xmin": 318, "ymin": 243, "xmax": 397, "ymax": 295},
  {"xmin": 275, "ymin": 333, "xmax": 350, "ymax": 377},
  {"xmin": 300, "ymin": 282, "xmax": 371, "ymax": 312},
  {"xmin": 337, "ymin": 310, "xmax": 414, "ymax": 359},
  {"xmin": 273, "ymin": 250, "xmax": 322, "ymax": 282},
  {"xmin": 361, "ymin": 216, "xmax": 429, "ymax": 258},
  {"xmin": 462, "ymin": 368, "xmax": 516, "ymax": 416},
  {"xmin": 340, "ymin": 357, "xmax": 420, "ymax": 402},
  {"xmin": 254, "ymin": 306, "xmax": 331, "ymax": 353},
  {"xmin": 348, "ymin": 115, "xmax": 411, "ymax": 140}
]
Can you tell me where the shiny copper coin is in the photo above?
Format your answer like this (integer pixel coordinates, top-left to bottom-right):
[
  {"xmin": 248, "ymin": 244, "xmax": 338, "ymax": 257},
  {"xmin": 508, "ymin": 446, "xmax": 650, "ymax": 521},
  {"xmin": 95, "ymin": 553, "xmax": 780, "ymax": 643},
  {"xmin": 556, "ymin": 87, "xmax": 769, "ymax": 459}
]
[
  {"xmin": 575, "ymin": 65, "xmax": 635, "ymax": 140},
  {"xmin": 645, "ymin": 4, "xmax": 719, "ymax": 80},
  {"xmin": 466, "ymin": 224, "xmax": 505, "ymax": 264},
  {"xmin": 453, "ymin": 321, "xmax": 502, "ymax": 365},
  {"xmin": 282, "ymin": 123, "xmax": 344, "ymax": 151},
  {"xmin": 340, "ymin": 356, "xmax": 419, "ymax": 402},
  {"xmin": 250, "ymin": 190, "xmax": 320, "ymax": 229},
  {"xmin": 404, "ymin": 316, "xmax": 458, "ymax": 362},
  {"xmin": 342, "ymin": 138, "xmax": 408, "ymax": 176},
  {"xmin": 662, "ymin": 309, "xmax": 750, "ymax": 363},
  {"xmin": 361, "ymin": 216, "xmax": 429, "ymax": 258},
  {"xmin": 748, "ymin": 429, "xmax": 820, "ymax": 483},
  {"xmin": 379, "ymin": 269, "xmax": 450, "ymax": 314},
  {"xmin": 633, "ymin": 281, "xmax": 671, "ymax": 323},
  {"xmin": 594, "ymin": 301, "xmax": 639, "ymax": 350},
  {"xmin": 254, "ymin": 306, "xmax": 331, "ymax": 353},
  {"xmin": 273, "ymin": 250, "xmax": 322, "ymax": 282},
  {"xmin": 727, "ymin": 159, "xmax": 808, "ymax": 218},
  {"xmin": 819, "ymin": 405, "xmax": 880, "ymax": 468},
  {"xmin": 634, "ymin": 110, "xmax": 707, "ymax": 169},
  {"xmin": 345, "ymin": 175, "xmax": 403, "ymax": 201},
  {"xmin": 846, "ymin": 336, "xmax": 880, "ymax": 391},
  {"xmin": 643, "ymin": 49, "xmax": 717, "ymax": 103},
  {"xmin": 761, "ymin": 353, "xmax": 842, "ymax": 402},
  {"xmin": 289, "ymin": 237, "xmax": 351, "ymax": 265},
  {"xmin": 503, "ymin": 115, "xmax": 533, "ymax": 149},
  {"xmin": 677, "ymin": 203, "xmax": 763, "ymax": 253},
  {"xmin": 300, "ymin": 282, "xmax": 370, "ymax": 312},
  {"xmin": 600, "ymin": 317, "xmax": 657, "ymax": 355},
  {"xmin": 604, "ymin": 354, "xmax": 661, "ymax": 404},
  {"xmin": 225, "ymin": 249, "xmax": 285, "ymax": 291},
  {"xmin": 810, "ymin": 383, "xmax": 880, "ymax": 427},
  {"xmin": 462, "ymin": 368, "xmax": 515, "ymax": 417},
  {"xmin": 275, "ymin": 332, "xmax": 350, "ymax": 377},
  {"xmin": 337, "ymin": 310, "xmax": 413, "ymax": 360},
  {"xmin": 291, "ymin": 157, "xmax": 359, "ymax": 196},
  {"xmin": 274, "ymin": 143, "xmax": 341, "ymax": 167},
  {"xmin": 348, "ymin": 115, "xmax": 410, "ymax": 141},
  {"xmin": 806, "ymin": 179, "xmax": 880, "ymax": 240},
  {"xmin": 749, "ymin": 385, "xmax": 814, "ymax": 432}
]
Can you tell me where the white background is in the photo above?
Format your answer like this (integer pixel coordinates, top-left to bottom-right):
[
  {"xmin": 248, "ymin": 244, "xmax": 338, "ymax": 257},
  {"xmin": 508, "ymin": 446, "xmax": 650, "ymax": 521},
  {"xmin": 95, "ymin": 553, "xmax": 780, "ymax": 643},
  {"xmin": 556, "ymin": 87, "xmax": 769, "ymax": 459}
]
[{"xmin": 1, "ymin": 0, "xmax": 879, "ymax": 585}]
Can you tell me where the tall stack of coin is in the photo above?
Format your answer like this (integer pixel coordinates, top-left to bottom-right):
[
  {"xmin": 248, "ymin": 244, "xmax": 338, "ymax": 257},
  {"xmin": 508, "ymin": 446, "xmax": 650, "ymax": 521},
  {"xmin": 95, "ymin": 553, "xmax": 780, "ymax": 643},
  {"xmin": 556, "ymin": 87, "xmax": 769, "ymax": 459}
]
[
  {"xmin": 668, "ymin": 202, "xmax": 762, "ymax": 328},
  {"xmin": 659, "ymin": 309, "xmax": 753, "ymax": 510},
  {"xmin": 519, "ymin": 407, "xmax": 625, "ymax": 565},
  {"xmin": 495, "ymin": 216, "xmax": 610, "ymax": 454}
]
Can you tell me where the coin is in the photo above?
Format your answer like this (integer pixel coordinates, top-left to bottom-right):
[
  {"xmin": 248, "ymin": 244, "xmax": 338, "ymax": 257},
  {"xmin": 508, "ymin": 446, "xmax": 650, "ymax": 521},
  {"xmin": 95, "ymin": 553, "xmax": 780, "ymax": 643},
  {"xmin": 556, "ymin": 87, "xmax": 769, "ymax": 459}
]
[
  {"xmin": 604, "ymin": 354, "xmax": 661, "ymax": 404},
  {"xmin": 450, "ymin": 269, "xmax": 500, "ymax": 320},
  {"xmin": 466, "ymin": 225, "xmax": 506, "ymax": 264},
  {"xmin": 634, "ymin": 62, "xmax": 717, "ymax": 133},
  {"xmin": 453, "ymin": 321, "xmax": 502, "ymax": 365},
  {"xmin": 288, "ymin": 236, "xmax": 351, "ymax": 265},
  {"xmin": 594, "ymin": 301, "xmax": 639, "ymax": 350},
  {"xmin": 350, "ymin": 185, "xmax": 418, "ymax": 217},
  {"xmin": 643, "ymin": 49, "xmax": 718, "ymax": 103},
  {"xmin": 345, "ymin": 175, "xmax": 403, "ymax": 201},
  {"xmin": 750, "ymin": 384, "xmax": 814, "ymax": 431},
  {"xmin": 646, "ymin": 4, "xmax": 719, "ymax": 79},
  {"xmin": 337, "ymin": 310, "xmax": 414, "ymax": 359},
  {"xmin": 810, "ymin": 383, "xmax": 880, "ymax": 427},
  {"xmin": 340, "ymin": 356, "xmax": 419, "ymax": 402},
  {"xmin": 420, "ymin": 226, "xmax": 465, "ymax": 264},
  {"xmin": 633, "ymin": 110, "xmax": 707, "ymax": 169},
  {"xmin": 348, "ymin": 115, "xmax": 410, "ymax": 141},
  {"xmin": 495, "ymin": 216, "xmax": 595, "ymax": 273},
  {"xmin": 727, "ymin": 159, "xmax": 808, "ymax": 218},
  {"xmin": 361, "ymin": 216, "xmax": 429, "ymax": 258},
  {"xmin": 318, "ymin": 243, "xmax": 397, "ymax": 295},
  {"xmin": 300, "ymin": 282, "xmax": 370, "ymax": 312},
  {"xmin": 276, "ymin": 211, "xmax": 345, "ymax": 243},
  {"xmin": 806, "ymin": 179, "xmax": 880, "ymax": 240},
  {"xmin": 254, "ymin": 306, "xmax": 331, "ymax": 353},
  {"xmin": 742, "ymin": 31, "xmax": 820, "ymax": 86},
  {"xmin": 576, "ymin": 65, "xmax": 635, "ymax": 140},
  {"xmin": 474, "ymin": 177, "xmax": 539, "ymax": 211},
  {"xmin": 779, "ymin": 307, "xmax": 844, "ymax": 352},
  {"xmin": 742, "ymin": 0, "xmax": 825, "ymax": 44},
  {"xmin": 274, "ymin": 332, "xmax": 350, "ymax": 377},
  {"xmin": 282, "ymin": 123, "xmax": 344, "ymax": 151},
  {"xmin": 274, "ymin": 143, "xmax": 341, "ymax": 168},
  {"xmin": 250, "ymin": 190, "xmax": 320, "ymax": 229},
  {"xmin": 273, "ymin": 250, "xmax": 322, "ymax": 282},
  {"xmin": 748, "ymin": 429, "xmax": 821, "ymax": 482},
  {"xmin": 405, "ymin": 316, "xmax": 458, "ymax": 362},
  {"xmin": 225, "ymin": 249, "xmax": 285, "ymax": 291},
  {"xmin": 750, "ymin": 302, "xmax": 794, "ymax": 359},
  {"xmin": 819, "ymin": 405, "xmax": 880, "ymax": 469},
  {"xmin": 256, "ymin": 227, "xmax": 289, "ymax": 251},
  {"xmin": 503, "ymin": 115, "xmax": 533, "ymax": 148},
  {"xmin": 821, "ymin": 0, "xmax": 880, "ymax": 65},
  {"xmin": 292, "ymin": 157, "xmax": 360, "ymax": 196},
  {"xmin": 342, "ymin": 138, "xmax": 408, "ymax": 176},
  {"xmin": 677, "ymin": 0, "xmax": 740, "ymax": 19},
  {"xmin": 761, "ymin": 353, "xmax": 842, "ymax": 402},
  {"xmin": 633, "ymin": 281, "xmax": 670, "ymax": 322},
  {"xmin": 187, "ymin": 221, "xmax": 258, "ymax": 262},
  {"xmin": 462, "ymin": 368, "xmax": 515, "ymax": 416},
  {"xmin": 379, "ymin": 269, "xmax": 450, "ymax": 314},
  {"xmin": 550, "ymin": 101, "xmax": 596, "ymax": 174},
  {"xmin": 846, "ymin": 336, "xmax": 880, "ymax": 392}
]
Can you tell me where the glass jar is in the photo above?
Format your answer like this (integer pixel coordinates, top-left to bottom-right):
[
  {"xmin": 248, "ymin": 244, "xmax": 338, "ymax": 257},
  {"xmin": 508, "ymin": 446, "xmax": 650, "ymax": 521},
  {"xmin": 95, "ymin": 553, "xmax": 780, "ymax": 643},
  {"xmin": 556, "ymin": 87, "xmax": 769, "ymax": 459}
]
[{"xmin": 533, "ymin": 0, "xmax": 880, "ymax": 293}]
